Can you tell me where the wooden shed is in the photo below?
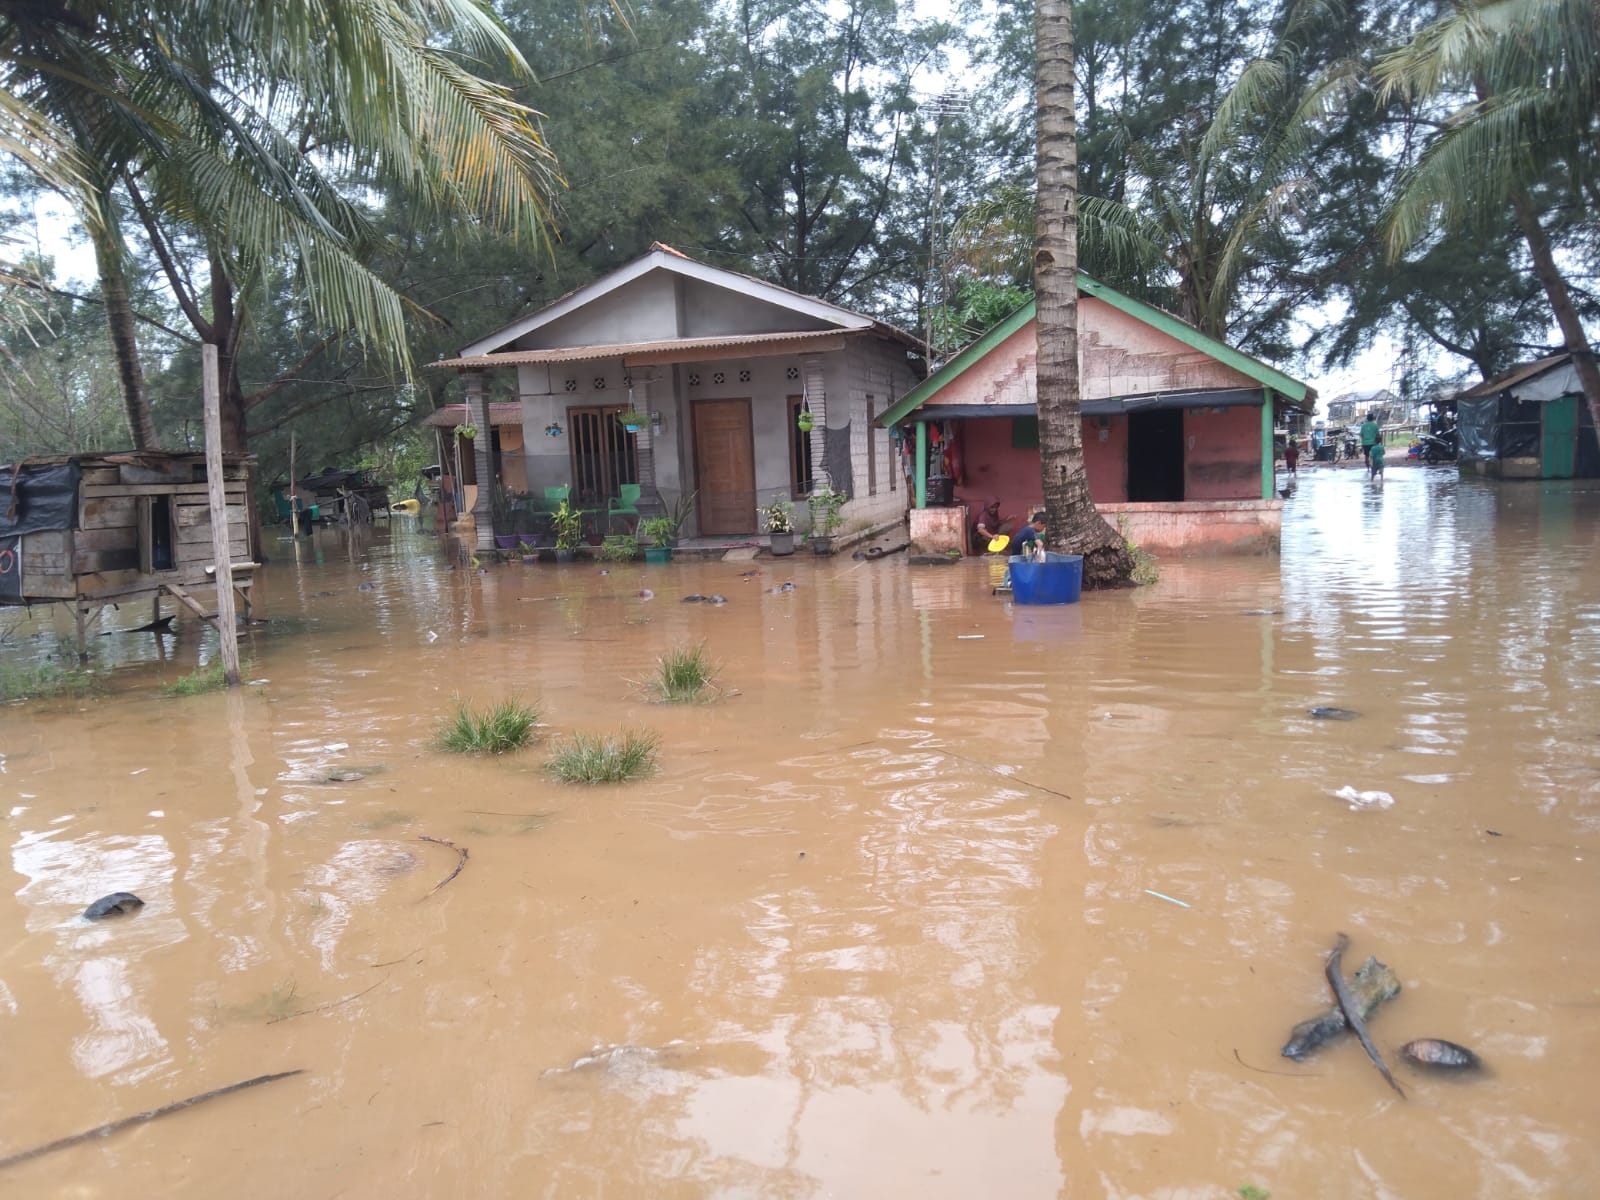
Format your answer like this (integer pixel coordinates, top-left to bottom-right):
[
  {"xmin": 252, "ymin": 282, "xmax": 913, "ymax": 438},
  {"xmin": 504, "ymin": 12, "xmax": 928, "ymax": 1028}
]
[{"xmin": 1, "ymin": 452, "xmax": 258, "ymax": 650}]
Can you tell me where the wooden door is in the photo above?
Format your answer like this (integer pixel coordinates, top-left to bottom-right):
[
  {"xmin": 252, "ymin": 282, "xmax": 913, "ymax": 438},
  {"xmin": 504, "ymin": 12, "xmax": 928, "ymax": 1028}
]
[{"xmin": 693, "ymin": 398, "xmax": 756, "ymax": 535}]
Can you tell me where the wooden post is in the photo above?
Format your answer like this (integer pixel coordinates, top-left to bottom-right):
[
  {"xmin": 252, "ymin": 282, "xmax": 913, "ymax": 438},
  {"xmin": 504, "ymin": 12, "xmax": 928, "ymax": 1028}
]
[
  {"xmin": 289, "ymin": 430, "xmax": 300, "ymax": 538},
  {"xmin": 203, "ymin": 344, "xmax": 242, "ymax": 687}
]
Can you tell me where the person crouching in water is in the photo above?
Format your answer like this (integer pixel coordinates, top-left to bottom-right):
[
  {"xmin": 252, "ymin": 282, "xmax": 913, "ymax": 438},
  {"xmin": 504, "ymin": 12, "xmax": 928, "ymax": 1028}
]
[
  {"xmin": 974, "ymin": 499, "xmax": 1011, "ymax": 552},
  {"xmin": 1008, "ymin": 511, "xmax": 1048, "ymax": 559}
]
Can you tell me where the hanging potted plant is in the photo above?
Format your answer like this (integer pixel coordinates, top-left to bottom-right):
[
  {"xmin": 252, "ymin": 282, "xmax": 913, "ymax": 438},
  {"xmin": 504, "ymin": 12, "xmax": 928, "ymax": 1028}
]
[
  {"xmin": 808, "ymin": 484, "xmax": 845, "ymax": 556},
  {"xmin": 456, "ymin": 422, "xmax": 478, "ymax": 441},
  {"xmin": 639, "ymin": 516, "xmax": 677, "ymax": 563},
  {"xmin": 759, "ymin": 498, "xmax": 796, "ymax": 556},
  {"xmin": 796, "ymin": 403, "xmax": 814, "ymax": 434},
  {"xmin": 550, "ymin": 499, "xmax": 583, "ymax": 562},
  {"xmin": 614, "ymin": 408, "xmax": 647, "ymax": 434}
]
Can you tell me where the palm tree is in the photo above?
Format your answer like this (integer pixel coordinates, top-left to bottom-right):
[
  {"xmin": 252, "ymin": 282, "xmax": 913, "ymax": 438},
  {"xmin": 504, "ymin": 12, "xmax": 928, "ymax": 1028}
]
[
  {"xmin": 1034, "ymin": 0, "xmax": 1132, "ymax": 589},
  {"xmin": 1377, "ymin": 0, "xmax": 1600, "ymax": 440},
  {"xmin": 2, "ymin": 0, "xmax": 561, "ymax": 451}
]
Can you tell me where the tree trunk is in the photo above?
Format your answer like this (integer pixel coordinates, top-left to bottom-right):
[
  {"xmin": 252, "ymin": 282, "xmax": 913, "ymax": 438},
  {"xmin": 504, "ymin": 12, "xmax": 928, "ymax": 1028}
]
[
  {"xmin": 1034, "ymin": 0, "xmax": 1133, "ymax": 588},
  {"xmin": 89, "ymin": 210, "xmax": 159, "ymax": 451},
  {"xmin": 1510, "ymin": 186, "xmax": 1600, "ymax": 450}
]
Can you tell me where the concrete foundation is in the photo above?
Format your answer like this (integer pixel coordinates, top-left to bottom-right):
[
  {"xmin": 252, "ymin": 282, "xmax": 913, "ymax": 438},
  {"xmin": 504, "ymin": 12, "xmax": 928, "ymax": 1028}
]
[
  {"xmin": 1099, "ymin": 499, "xmax": 1281, "ymax": 556},
  {"xmin": 908, "ymin": 505, "xmax": 968, "ymax": 554}
]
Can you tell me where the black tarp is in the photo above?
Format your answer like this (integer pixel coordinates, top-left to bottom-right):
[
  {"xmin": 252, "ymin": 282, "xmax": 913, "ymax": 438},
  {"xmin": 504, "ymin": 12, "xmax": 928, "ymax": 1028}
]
[
  {"xmin": 824, "ymin": 422, "xmax": 854, "ymax": 500},
  {"xmin": 0, "ymin": 461, "xmax": 81, "ymax": 537}
]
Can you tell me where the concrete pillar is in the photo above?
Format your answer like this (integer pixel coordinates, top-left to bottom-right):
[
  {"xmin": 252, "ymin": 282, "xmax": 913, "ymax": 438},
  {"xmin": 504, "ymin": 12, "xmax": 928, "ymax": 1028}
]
[{"xmin": 804, "ymin": 358, "xmax": 827, "ymax": 491}]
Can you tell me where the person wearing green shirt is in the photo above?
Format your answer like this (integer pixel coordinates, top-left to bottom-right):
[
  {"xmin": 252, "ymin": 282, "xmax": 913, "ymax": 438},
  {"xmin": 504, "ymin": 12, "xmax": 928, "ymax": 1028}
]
[{"xmin": 1359, "ymin": 412, "xmax": 1382, "ymax": 477}]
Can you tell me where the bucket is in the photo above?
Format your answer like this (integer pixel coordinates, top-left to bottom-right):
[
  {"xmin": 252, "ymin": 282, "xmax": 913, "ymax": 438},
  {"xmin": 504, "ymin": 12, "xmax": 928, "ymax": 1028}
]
[{"xmin": 1009, "ymin": 552, "xmax": 1083, "ymax": 605}]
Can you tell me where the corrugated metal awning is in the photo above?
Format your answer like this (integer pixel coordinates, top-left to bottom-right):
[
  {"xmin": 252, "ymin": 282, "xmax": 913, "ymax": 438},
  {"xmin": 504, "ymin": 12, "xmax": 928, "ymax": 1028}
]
[
  {"xmin": 430, "ymin": 328, "xmax": 851, "ymax": 371},
  {"xmin": 422, "ymin": 402, "xmax": 525, "ymax": 428}
]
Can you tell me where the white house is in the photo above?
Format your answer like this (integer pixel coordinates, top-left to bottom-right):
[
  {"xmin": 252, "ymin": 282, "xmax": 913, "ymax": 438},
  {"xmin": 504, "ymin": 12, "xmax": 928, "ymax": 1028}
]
[{"xmin": 430, "ymin": 243, "xmax": 923, "ymax": 548}]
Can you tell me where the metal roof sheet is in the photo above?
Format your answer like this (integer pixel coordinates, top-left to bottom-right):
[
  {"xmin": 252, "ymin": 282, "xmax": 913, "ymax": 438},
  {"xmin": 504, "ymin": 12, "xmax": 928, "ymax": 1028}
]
[{"xmin": 430, "ymin": 328, "xmax": 854, "ymax": 371}]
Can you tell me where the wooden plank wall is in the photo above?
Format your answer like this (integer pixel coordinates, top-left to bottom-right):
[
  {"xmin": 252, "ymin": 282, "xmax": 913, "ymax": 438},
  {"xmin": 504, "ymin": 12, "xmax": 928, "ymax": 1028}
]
[{"xmin": 12, "ymin": 457, "xmax": 253, "ymax": 603}]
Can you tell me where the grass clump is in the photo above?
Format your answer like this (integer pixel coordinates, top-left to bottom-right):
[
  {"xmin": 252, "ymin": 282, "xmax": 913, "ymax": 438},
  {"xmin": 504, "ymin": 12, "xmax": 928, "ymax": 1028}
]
[
  {"xmin": 434, "ymin": 696, "xmax": 540, "ymax": 755},
  {"xmin": 650, "ymin": 640, "xmax": 720, "ymax": 704},
  {"xmin": 0, "ymin": 662, "xmax": 101, "ymax": 702},
  {"xmin": 160, "ymin": 659, "xmax": 231, "ymax": 696},
  {"xmin": 546, "ymin": 728, "xmax": 660, "ymax": 784}
]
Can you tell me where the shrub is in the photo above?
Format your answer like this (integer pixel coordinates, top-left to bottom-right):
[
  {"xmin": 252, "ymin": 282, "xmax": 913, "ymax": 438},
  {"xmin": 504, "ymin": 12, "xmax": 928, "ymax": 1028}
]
[
  {"xmin": 650, "ymin": 641, "xmax": 718, "ymax": 704},
  {"xmin": 600, "ymin": 534, "xmax": 639, "ymax": 562},
  {"xmin": 0, "ymin": 662, "xmax": 101, "ymax": 702},
  {"xmin": 546, "ymin": 729, "xmax": 660, "ymax": 783},
  {"xmin": 434, "ymin": 696, "xmax": 540, "ymax": 754}
]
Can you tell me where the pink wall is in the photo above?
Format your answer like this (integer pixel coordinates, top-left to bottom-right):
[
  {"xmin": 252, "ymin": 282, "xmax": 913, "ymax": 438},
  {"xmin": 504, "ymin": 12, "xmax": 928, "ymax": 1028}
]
[
  {"xmin": 948, "ymin": 404, "xmax": 1262, "ymax": 527},
  {"xmin": 1182, "ymin": 405, "xmax": 1261, "ymax": 500},
  {"xmin": 952, "ymin": 415, "xmax": 1129, "ymax": 533}
]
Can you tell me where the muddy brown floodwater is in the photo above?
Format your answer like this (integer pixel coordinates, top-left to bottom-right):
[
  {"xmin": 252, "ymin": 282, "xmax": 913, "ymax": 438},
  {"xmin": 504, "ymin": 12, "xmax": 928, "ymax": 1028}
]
[{"xmin": 1, "ymin": 468, "xmax": 1598, "ymax": 1198}]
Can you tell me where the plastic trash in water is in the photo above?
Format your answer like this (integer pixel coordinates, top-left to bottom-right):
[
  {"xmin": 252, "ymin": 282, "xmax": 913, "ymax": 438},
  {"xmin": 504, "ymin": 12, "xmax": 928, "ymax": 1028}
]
[
  {"xmin": 1335, "ymin": 785, "xmax": 1394, "ymax": 811},
  {"xmin": 425, "ymin": 630, "xmax": 439, "ymax": 643},
  {"xmin": 957, "ymin": 635, "xmax": 985, "ymax": 640}
]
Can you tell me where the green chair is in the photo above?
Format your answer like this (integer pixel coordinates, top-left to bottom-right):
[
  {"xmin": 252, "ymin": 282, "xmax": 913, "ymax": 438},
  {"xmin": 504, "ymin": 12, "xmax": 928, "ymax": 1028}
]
[
  {"xmin": 541, "ymin": 485, "xmax": 571, "ymax": 512},
  {"xmin": 606, "ymin": 483, "xmax": 642, "ymax": 531}
]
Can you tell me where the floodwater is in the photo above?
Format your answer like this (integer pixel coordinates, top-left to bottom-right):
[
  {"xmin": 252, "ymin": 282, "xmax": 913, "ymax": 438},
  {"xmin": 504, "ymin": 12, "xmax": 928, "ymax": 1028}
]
[{"xmin": 1, "ymin": 467, "xmax": 1597, "ymax": 1198}]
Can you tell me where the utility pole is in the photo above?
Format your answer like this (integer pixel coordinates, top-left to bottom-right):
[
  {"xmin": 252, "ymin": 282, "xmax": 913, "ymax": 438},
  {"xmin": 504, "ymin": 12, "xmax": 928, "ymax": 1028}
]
[{"xmin": 919, "ymin": 90, "xmax": 969, "ymax": 367}]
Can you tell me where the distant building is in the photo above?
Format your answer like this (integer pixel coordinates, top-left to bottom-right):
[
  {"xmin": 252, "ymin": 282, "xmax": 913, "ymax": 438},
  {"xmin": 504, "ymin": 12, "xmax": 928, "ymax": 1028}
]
[{"xmin": 1325, "ymin": 388, "xmax": 1400, "ymax": 426}]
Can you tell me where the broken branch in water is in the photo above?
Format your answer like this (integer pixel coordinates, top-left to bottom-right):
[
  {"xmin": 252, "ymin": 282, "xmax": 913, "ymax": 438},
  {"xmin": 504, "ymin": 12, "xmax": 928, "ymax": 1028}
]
[
  {"xmin": 266, "ymin": 976, "xmax": 388, "ymax": 1024},
  {"xmin": 938, "ymin": 747, "xmax": 1073, "ymax": 802},
  {"xmin": 0, "ymin": 1070, "xmax": 304, "ymax": 1171},
  {"xmin": 1326, "ymin": 933, "xmax": 1406, "ymax": 1099},
  {"xmin": 419, "ymin": 835, "xmax": 468, "ymax": 897}
]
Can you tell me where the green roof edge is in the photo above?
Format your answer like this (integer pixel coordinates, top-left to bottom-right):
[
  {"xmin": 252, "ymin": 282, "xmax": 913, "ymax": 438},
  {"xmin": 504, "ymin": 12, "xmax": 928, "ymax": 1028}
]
[{"xmin": 879, "ymin": 274, "xmax": 1308, "ymax": 428}]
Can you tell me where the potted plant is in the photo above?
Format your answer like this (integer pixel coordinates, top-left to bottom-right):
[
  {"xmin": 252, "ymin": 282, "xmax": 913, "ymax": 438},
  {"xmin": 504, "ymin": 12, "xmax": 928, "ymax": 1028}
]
[
  {"xmin": 456, "ymin": 423, "xmax": 478, "ymax": 441},
  {"xmin": 808, "ymin": 484, "xmax": 845, "ymax": 555},
  {"xmin": 550, "ymin": 499, "xmax": 582, "ymax": 562},
  {"xmin": 614, "ymin": 408, "xmax": 648, "ymax": 433},
  {"xmin": 759, "ymin": 498, "xmax": 796, "ymax": 556},
  {"xmin": 517, "ymin": 538, "xmax": 540, "ymax": 565},
  {"xmin": 796, "ymin": 406, "xmax": 814, "ymax": 434},
  {"xmin": 639, "ymin": 516, "xmax": 677, "ymax": 563}
]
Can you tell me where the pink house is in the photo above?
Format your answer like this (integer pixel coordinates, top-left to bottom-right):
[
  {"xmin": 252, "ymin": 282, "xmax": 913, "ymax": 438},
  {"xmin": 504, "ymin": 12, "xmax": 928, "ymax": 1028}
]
[{"xmin": 878, "ymin": 276, "xmax": 1312, "ymax": 555}]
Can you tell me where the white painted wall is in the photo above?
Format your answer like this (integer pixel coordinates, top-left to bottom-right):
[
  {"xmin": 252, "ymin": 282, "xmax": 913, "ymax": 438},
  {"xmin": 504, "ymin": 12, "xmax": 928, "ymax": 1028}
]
[{"xmin": 680, "ymin": 277, "xmax": 835, "ymax": 337}]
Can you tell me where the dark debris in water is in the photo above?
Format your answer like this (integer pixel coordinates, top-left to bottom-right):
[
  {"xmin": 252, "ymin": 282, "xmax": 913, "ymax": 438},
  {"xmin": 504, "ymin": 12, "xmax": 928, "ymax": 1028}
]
[{"xmin": 1308, "ymin": 706, "xmax": 1361, "ymax": 721}]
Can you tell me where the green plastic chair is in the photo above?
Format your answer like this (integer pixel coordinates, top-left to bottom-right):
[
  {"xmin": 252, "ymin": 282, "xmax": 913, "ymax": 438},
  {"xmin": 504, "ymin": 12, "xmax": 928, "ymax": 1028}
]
[
  {"xmin": 607, "ymin": 484, "xmax": 641, "ymax": 530},
  {"xmin": 542, "ymin": 485, "xmax": 571, "ymax": 512}
]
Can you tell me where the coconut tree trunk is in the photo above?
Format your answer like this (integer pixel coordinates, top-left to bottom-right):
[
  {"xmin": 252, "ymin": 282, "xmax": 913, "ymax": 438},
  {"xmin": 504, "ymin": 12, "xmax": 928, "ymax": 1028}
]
[
  {"xmin": 1034, "ymin": 0, "xmax": 1132, "ymax": 588},
  {"xmin": 1510, "ymin": 186, "xmax": 1600, "ymax": 449},
  {"xmin": 89, "ymin": 208, "xmax": 159, "ymax": 450}
]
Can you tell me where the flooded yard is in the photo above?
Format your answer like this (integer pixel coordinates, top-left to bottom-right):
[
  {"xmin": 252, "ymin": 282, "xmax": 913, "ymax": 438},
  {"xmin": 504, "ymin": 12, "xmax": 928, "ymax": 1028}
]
[{"xmin": 1, "ymin": 467, "xmax": 1597, "ymax": 1197}]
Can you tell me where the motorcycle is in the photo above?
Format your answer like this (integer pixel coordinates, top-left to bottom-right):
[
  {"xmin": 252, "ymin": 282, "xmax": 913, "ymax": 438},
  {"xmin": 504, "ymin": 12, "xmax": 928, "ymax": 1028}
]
[{"xmin": 1415, "ymin": 427, "xmax": 1459, "ymax": 464}]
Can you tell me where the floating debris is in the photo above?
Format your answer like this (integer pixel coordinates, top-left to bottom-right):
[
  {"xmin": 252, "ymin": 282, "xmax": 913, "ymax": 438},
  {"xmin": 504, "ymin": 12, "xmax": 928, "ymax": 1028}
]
[
  {"xmin": 707, "ymin": 594, "xmax": 727, "ymax": 605},
  {"xmin": 1281, "ymin": 955, "xmax": 1400, "ymax": 1060},
  {"xmin": 681, "ymin": 594, "xmax": 707, "ymax": 603},
  {"xmin": 83, "ymin": 892, "xmax": 144, "ymax": 920},
  {"xmin": 1309, "ymin": 706, "xmax": 1361, "ymax": 720},
  {"xmin": 637, "ymin": 589, "xmax": 655, "ymax": 601},
  {"xmin": 1400, "ymin": 1039, "xmax": 1481, "ymax": 1070},
  {"xmin": 1334, "ymin": 786, "xmax": 1394, "ymax": 811},
  {"xmin": 1144, "ymin": 888, "xmax": 1190, "ymax": 908},
  {"xmin": 358, "ymin": 582, "xmax": 375, "ymax": 592}
]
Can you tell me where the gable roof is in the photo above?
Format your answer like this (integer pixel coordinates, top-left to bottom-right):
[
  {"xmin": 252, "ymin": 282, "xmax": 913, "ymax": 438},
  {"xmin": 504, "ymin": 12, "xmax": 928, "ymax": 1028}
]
[
  {"xmin": 878, "ymin": 275, "xmax": 1309, "ymax": 427},
  {"xmin": 456, "ymin": 242, "xmax": 919, "ymax": 358}
]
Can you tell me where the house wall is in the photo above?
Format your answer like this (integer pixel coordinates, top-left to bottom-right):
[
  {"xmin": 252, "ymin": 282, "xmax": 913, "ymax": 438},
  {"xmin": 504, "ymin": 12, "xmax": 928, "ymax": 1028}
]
[
  {"xmin": 920, "ymin": 299, "xmax": 1261, "ymax": 416},
  {"xmin": 952, "ymin": 415, "xmax": 1129, "ymax": 531},
  {"xmin": 1182, "ymin": 404, "xmax": 1262, "ymax": 499},
  {"xmin": 680, "ymin": 277, "xmax": 835, "ymax": 337},
  {"xmin": 516, "ymin": 272, "xmax": 679, "ymax": 348},
  {"xmin": 832, "ymin": 340, "xmax": 921, "ymax": 532}
]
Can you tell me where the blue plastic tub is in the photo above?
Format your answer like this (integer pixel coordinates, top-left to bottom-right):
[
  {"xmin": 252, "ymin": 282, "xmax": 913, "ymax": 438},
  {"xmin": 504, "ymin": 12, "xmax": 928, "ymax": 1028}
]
[{"xmin": 1009, "ymin": 552, "xmax": 1083, "ymax": 605}]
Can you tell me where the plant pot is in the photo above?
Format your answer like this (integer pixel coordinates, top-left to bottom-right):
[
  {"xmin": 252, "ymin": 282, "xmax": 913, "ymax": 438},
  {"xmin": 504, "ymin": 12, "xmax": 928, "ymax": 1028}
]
[
  {"xmin": 797, "ymin": 413, "xmax": 814, "ymax": 433},
  {"xmin": 811, "ymin": 534, "xmax": 835, "ymax": 556},
  {"xmin": 623, "ymin": 424, "xmax": 640, "ymax": 434},
  {"xmin": 769, "ymin": 531, "xmax": 796, "ymax": 556},
  {"xmin": 554, "ymin": 548, "xmax": 576, "ymax": 563},
  {"xmin": 521, "ymin": 554, "xmax": 539, "ymax": 565},
  {"xmin": 643, "ymin": 546, "xmax": 673, "ymax": 564},
  {"xmin": 495, "ymin": 534, "xmax": 522, "ymax": 549}
]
